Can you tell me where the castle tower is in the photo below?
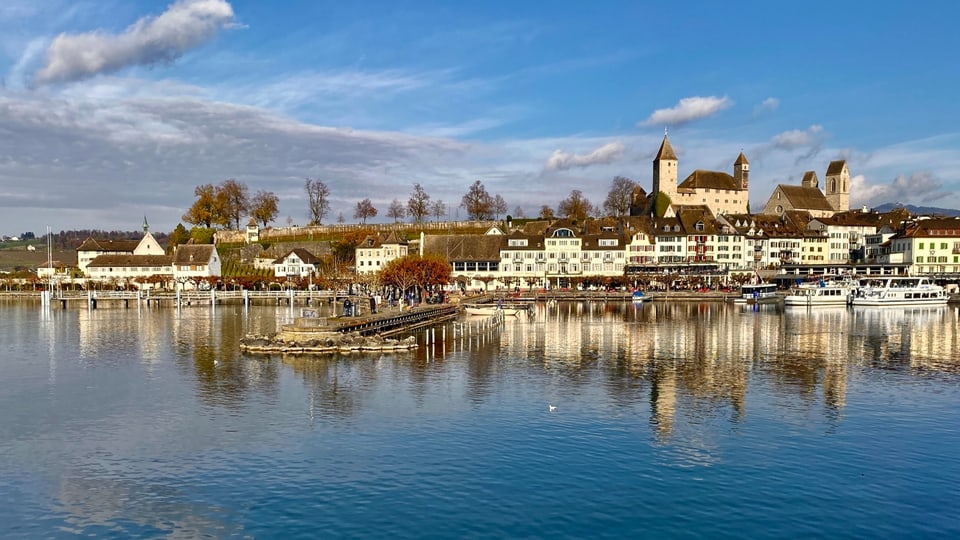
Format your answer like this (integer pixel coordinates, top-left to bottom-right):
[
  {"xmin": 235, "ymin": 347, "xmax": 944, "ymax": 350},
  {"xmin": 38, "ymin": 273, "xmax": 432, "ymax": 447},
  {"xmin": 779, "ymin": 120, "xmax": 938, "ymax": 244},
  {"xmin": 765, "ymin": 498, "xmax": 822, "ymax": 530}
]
[
  {"xmin": 825, "ymin": 160, "xmax": 850, "ymax": 212},
  {"xmin": 801, "ymin": 171, "xmax": 819, "ymax": 189},
  {"xmin": 734, "ymin": 152, "xmax": 749, "ymax": 191},
  {"xmin": 652, "ymin": 134, "xmax": 678, "ymax": 202}
]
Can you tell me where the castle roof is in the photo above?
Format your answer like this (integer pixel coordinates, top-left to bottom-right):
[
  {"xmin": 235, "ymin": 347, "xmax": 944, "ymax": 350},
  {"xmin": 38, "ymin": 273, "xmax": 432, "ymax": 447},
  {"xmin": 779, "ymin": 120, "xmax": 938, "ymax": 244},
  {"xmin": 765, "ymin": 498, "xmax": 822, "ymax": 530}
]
[
  {"xmin": 734, "ymin": 152, "xmax": 749, "ymax": 165},
  {"xmin": 654, "ymin": 135, "xmax": 677, "ymax": 161},
  {"xmin": 677, "ymin": 170, "xmax": 739, "ymax": 191}
]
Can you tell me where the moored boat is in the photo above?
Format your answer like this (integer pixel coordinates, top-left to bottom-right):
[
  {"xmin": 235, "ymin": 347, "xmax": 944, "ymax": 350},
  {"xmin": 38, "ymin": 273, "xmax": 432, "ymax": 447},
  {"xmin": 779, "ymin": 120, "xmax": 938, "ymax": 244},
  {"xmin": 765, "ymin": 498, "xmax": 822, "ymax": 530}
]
[
  {"xmin": 631, "ymin": 290, "xmax": 652, "ymax": 302},
  {"xmin": 732, "ymin": 283, "xmax": 779, "ymax": 304},
  {"xmin": 850, "ymin": 276, "xmax": 948, "ymax": 307},
  {"xmin": 784, "ymin": 278, "xmax": 858, "ymax": 307}
]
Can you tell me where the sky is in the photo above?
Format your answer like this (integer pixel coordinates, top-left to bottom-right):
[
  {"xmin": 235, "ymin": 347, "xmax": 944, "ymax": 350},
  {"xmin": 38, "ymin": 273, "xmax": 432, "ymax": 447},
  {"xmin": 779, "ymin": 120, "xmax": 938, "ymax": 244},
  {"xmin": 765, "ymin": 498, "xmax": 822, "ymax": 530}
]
[{"xmin": 1, "ymin": 0, "xmax": 959, "ymax": 236}]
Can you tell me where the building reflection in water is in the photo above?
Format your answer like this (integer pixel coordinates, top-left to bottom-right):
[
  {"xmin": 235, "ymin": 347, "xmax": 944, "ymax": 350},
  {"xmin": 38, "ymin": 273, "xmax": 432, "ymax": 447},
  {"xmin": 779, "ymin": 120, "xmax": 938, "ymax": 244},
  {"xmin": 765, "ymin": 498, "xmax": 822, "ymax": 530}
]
[{"xmin": 139, "ymin": 301, "xmax": 960, "ymax": 448}]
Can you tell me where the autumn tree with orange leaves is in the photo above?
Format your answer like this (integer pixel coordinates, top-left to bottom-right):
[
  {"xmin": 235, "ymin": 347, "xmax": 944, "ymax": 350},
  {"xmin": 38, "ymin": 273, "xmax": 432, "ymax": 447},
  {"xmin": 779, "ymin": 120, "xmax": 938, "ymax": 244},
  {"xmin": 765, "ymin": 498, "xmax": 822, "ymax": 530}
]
[{"xmin": 379, "ymin": 254, "xmax": 451, "ymax": 302}]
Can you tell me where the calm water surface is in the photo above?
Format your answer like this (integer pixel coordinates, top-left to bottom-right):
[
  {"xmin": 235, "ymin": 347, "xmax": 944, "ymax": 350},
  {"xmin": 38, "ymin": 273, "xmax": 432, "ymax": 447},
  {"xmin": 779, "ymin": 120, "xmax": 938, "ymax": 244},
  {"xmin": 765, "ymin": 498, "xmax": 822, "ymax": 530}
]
[{"xmin": 1, "ymin": 300, "xmax": 959, "ymax": 538}]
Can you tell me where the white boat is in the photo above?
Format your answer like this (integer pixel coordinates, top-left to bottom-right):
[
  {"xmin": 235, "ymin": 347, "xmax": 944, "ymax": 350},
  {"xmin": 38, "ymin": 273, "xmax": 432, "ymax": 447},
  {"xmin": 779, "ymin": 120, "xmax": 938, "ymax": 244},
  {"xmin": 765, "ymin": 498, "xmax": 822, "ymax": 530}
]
[
  {"xmin": 464, "ymin": 305, "xmax": 522, "ymax": 316},
  {"xmin": 850, "ymin": 276, "xmax": 949, "ymax": 307},
  {"xmin": 732, "ymin": 283, "xmax": 779, "ymax": 304},
  {"xmin": 784, "ymin": 279, "xmax": 858, "ymax": 307},
  {"xmin": 631, "ymin": 291, "xmax": 652, "ymax": 302}
]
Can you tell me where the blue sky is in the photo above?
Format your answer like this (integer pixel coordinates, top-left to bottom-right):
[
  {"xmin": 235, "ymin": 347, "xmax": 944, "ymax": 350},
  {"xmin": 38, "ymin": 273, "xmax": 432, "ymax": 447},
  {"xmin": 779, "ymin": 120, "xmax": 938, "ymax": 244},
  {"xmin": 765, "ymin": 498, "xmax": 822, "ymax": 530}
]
[{"xmin": 1, "ymin": 0, "xmax": 958, "ymax": 235}]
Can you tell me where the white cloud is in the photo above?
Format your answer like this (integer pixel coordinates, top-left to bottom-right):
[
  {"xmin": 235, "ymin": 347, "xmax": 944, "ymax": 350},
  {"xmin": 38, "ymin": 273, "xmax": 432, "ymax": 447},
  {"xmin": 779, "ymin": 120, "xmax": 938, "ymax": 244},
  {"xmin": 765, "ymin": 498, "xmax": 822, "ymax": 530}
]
[
  {"xmin": 753, "ymin": 97, "xmax": 779, "ymax": 116},
  {"xmin": 771, "ymin": 124, "xmax": 823, "ymax": 150},
  {"xmin": 544, "ymin": 141, "xmax": 624, "ymax": 171},
  {"xmin": 851, "ymin": 172, "xmax": 948, "ymax": 208},
  {"xmin": 640, "ymin": 96, "xmax": 732, "ymax": 127},
  {"xmin": 35, "ymin": 0, "xmax": 235, "ymax": 85}
]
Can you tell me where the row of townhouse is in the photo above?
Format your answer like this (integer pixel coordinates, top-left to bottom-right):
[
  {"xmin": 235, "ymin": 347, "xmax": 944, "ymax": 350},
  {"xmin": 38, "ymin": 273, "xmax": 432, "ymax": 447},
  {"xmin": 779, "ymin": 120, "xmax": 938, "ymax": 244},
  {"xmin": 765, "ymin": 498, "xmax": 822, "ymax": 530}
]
[
  {"xmin": 875, "ymin": 217, "xmax": 960, "ymax": 276},
  {"xmin": 411, "ymin": 208, "xmax": 923, "ymax": 289}
]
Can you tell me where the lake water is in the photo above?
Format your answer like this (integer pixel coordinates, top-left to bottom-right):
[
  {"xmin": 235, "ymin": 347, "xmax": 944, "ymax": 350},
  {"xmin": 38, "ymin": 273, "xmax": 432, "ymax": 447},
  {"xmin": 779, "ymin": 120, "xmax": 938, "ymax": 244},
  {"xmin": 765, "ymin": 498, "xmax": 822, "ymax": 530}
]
[{"xmin": 1, "ymin": 300, "xmax": 959, "ymax": 539}]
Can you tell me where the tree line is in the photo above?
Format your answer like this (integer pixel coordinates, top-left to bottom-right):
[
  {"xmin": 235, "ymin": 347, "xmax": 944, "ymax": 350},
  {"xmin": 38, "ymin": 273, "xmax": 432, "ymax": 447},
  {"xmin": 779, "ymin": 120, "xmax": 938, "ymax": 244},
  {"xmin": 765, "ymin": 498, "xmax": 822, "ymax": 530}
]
[{"xmin": 182, "ymin": 175, "xmax": 643, "ymax": 231}]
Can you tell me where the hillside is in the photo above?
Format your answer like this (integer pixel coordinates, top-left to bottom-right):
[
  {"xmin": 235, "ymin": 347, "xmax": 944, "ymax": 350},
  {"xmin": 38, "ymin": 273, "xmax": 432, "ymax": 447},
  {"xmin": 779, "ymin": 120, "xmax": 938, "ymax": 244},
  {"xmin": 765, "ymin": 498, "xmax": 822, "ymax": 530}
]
[{"xmin": 874, "ymin": 203, "xmax": 960, "ymax": 217}]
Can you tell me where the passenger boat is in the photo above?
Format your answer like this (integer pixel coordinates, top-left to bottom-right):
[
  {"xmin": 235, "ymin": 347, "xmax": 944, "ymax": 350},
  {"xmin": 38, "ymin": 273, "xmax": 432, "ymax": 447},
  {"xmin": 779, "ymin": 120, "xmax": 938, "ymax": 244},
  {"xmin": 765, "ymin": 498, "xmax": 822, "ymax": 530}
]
[
  {"xmin": 732, "ymin": 283, "xmax": 779, "ymax": 304},
  {"xmin": 784, "ymin": 278, "xmax": 858, "ymax": 307},
  {"xmin": 850, "ymin": 276, "xmax": 949, "ymax": 307}
]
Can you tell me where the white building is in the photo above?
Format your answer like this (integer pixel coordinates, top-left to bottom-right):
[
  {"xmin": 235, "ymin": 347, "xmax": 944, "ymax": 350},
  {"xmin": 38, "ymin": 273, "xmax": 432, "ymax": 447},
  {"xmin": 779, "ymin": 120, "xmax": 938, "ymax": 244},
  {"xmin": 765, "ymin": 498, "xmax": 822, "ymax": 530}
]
[
  {"xmin": 355, "ymin": 231, "xmax": 409, "ymax": 274},
  {"xmin": 273, "ymin": 248, "xmax": 322, "ymax": 278},
  {"xmin": 173, "ymin": 244, "xmax": 222, "ymax": 288}
]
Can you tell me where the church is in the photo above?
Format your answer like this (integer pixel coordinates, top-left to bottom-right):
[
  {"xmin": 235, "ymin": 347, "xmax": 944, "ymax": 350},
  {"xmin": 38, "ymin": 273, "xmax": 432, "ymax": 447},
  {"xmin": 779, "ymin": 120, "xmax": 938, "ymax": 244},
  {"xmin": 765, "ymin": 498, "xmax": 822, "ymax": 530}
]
[{"xmin": 761, "ymin": 160, "xmax": 851, "ymax": 218}]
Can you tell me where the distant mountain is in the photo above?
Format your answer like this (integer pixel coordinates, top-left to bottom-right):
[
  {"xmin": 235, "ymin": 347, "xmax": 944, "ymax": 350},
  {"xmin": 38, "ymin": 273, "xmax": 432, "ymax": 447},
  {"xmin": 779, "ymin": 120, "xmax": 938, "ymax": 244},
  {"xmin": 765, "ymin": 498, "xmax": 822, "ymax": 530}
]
[{"xmin": 874, "ymin": 203, "xmax": 960, "ymax": 217}]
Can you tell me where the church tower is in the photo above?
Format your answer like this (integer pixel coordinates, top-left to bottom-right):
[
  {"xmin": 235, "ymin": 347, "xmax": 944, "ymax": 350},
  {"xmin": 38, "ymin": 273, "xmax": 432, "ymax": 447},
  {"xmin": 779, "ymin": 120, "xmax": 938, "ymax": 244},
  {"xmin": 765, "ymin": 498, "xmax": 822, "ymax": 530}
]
[
  {"xmin": 652, "ymin": 134, "xmax": 678, "ymax": 203},
  {"xmin": 734, "ymin": 152, "xmax": 749, "ymax": 191},
  {"xmin": 825, "ymin": 160, "xmax": 850, "ymax": 212}
]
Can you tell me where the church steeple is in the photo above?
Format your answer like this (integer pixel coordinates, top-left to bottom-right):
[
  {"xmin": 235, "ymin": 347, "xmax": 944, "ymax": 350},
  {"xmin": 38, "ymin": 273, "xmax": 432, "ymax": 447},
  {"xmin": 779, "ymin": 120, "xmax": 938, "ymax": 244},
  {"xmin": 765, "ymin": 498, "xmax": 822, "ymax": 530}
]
[{"xmin": 142, "ymin": 216, "xmax": 149, "ymax": 234}]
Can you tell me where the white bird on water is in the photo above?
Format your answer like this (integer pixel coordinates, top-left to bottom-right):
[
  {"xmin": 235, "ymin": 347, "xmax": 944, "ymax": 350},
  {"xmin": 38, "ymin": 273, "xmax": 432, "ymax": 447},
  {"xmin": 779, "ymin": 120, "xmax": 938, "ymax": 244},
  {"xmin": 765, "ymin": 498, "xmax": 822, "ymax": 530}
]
[{"xmin": 549, "ymin": 404, "xmax": 557, "ymax": 412}]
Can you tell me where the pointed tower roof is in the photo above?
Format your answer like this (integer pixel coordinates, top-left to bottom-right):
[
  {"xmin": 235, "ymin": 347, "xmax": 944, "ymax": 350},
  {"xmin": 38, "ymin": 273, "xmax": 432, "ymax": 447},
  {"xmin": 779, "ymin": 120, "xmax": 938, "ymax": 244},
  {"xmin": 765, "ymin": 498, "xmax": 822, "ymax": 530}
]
[
  {"xmin": 826, "ymin": 160, "xmax": 847, "ymax": 175},
  {"xmin": 653, "ymin": 135, "xmax": 677, "ymax": 161},
  {"xmin": 142, "ymin": 216, "xmax": 149, "ymax": 233},
  {"xmin": 734, "ymin": 152, "xmax": 748, "ymax": 165}
]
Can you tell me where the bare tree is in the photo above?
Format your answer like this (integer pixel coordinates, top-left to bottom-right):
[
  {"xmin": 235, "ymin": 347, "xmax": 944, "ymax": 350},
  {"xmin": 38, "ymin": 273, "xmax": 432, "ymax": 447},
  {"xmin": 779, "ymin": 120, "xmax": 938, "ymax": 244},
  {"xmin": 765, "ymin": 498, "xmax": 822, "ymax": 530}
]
[
  {"xmin": 218, "ymin": 179, "xmax": 250, "ymax": 229},
  {"xmin": 512, "ymin": 206, "xmax": 526, "ymax": 219},
  {"xmin": 430, "ymin": 199, "xmax": 447, "ymax": 222},
  {"xmin": 461, "ymin": 180, "xmax": 493, "ymax": 220},
  {"xmin": 337, "ymin": 212, "xmax": 345, "ymax": 223},
  {"xmin": 407, "ymin": 183, "xmax": 431, "ymax": 224},
  {"xmin": 539, "ymin": 205, "xmax": 555, "ymax": 219},
  {"xmin": 305, "ymin": 178, "xmax": 331, "ymax": 225},
  {"xmin": 250, "ymin": 190, "xmax": 279, "ymax": 227},
  {"xmin": 558, "ymin": 190, "xmax": 594, "ymax": 221},
  {"xmin": 602, "ymin": 176, "xmax": 637, "ymax": 217},
  {"xmin": 387, "ymin": 199, "xmax": 406, "ymax": 223},
  {"xmin": 492, "ymin": 194, "xmax": 508, "ymax": 220},
  {"xmin": 354, "ymin": 198, "xmax": 378, "ymax": 224}
]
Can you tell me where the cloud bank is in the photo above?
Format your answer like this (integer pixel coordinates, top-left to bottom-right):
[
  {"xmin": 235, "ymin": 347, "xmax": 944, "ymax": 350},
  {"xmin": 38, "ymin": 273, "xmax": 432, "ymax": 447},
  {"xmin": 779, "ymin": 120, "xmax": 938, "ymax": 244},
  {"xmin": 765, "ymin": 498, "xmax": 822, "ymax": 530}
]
[
  {"xmin": 641, "ymin": 96, "xmax": 732, "ymax": 126},
  {"xmin": 544, "ymin": 141, "xmax": 624, "ymax": 171},
  {"xmin": 35, "ymin": 0, "xmax": 235, "ymax": 85},
  {"xmin": 852, "ymin": 172, "xmax": 947, "ymax": 207}
]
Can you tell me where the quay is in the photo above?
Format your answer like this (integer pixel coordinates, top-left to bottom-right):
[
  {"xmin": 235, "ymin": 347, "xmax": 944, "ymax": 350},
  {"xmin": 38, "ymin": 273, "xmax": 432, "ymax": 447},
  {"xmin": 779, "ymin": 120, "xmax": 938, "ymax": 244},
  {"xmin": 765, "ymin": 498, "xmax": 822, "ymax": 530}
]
[{"xmin": 31, "ymin": 289, "xmax": 350, "ymax": 310}]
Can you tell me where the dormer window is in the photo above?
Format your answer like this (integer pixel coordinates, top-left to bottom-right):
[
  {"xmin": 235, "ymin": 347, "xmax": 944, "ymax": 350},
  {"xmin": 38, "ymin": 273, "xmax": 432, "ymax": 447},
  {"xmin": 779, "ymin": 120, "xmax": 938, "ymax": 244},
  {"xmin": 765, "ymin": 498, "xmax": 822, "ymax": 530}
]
[{"xmin": 695, "ymin": 221, "xmax": 704, "ymax": 232}]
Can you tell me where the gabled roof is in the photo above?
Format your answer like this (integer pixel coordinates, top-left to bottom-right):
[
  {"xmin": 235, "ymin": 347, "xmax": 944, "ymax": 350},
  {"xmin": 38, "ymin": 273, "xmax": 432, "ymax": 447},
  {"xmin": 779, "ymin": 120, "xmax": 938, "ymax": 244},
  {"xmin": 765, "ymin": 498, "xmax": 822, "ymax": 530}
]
[
  {"xmin": 274, "ymin": 248, "xmax": 322, "ymax": 265},
  {"xmin": 77, "ymin": 237, "xmax": 141, "ymax": 253},
  {"xmin": 677, "ymin": 170, "xmax": 738, "ymax": 191},
  {"xmin": 359, "ymin": 231, "xmax": 409, "ymax": 249},
  {"xmin": 778, "ymin": 185, "xmax": 834, "ymax": 211},
  {"xmin": 654, "ymin": 135, "xmax": 678, "ymax": 161},
  {"xmin": 676, "ymin": 205, "xmax": 719, "ymax": 234},
  {"xmin": 905, "ymin": 217, "xmax": 960, "ymax": 237},
  {"xmin": 173, "ymin": 244, "xmax": 217, "ymax": 265},
  {"xmin": 87, "ymin": 254, "xmax": 172, "ymax": 268},
  {"xmin": 421, "ymin": 234, "xmax": 504, "ymax": 261},
  {"xmin": 826, "ymin": 160, "xmax": 847, "ymax": 175}
]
